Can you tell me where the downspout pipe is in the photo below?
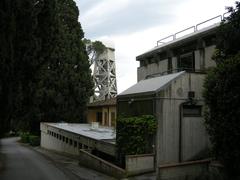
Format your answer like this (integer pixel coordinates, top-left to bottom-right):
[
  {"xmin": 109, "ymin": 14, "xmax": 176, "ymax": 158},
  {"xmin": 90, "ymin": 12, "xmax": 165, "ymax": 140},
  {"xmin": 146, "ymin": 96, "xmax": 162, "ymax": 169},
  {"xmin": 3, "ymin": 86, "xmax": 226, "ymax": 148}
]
[{"xmin": 179, "ymin": 103, "xmax": 183, "ymax": 162}]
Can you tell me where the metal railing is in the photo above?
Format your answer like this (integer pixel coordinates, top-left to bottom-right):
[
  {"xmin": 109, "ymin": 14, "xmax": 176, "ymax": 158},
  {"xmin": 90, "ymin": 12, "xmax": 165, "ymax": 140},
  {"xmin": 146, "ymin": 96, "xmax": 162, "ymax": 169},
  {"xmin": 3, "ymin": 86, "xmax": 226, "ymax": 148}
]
[
  {"xmin": 145, "ymin": 68, "xmax": 206, "ymax": 79},
  {"xmin": 196, "ymin": 15, "xmax": 222, "ymax": 31},
  {"xmin": 156, "ymin": 12, "xmax": 230, "ymax": 46}
]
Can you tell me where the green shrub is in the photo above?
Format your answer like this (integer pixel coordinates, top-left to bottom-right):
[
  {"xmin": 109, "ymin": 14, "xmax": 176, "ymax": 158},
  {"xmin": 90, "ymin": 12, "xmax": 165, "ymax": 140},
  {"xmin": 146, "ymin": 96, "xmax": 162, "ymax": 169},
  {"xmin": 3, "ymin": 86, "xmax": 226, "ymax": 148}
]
[
  {"xmin": 29, "ymin": 135, "xmax": 40, "ymax": 146},
  {"xmin": 116, "ymin": 115, "xmax": 157, "ymax": 156},
  {"xmin": 20, "ymin": 132, "xmax": 30, "ymax": 143}
]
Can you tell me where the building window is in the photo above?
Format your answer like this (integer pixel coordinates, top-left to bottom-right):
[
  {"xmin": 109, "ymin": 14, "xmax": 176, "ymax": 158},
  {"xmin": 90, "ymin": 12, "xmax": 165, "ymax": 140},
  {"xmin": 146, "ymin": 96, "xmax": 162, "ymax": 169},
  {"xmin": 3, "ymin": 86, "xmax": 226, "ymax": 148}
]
[
  {"xmin": 74, "ymin": 141, "xmax": 77, "ymax": 148},
  {"xmin": 178, "ymin": 52, "xmax": 195, "ymax": 71},
  {"xmin": 66, "ymin": 138, "xmax": 68, "ymax": 143},
  {"xmin": 69, "ymin": 139, "xmax": 73, "ymax": 145},
  {"xmin": 62, "ymin": 136, "xmax": 65, "ymax": 142},
  {"xmin": 140, "ymin": 60, "xmax": 146, "ymax": 67},
  {"xmin": 104, "ymin": 112, "xmax": 108, "ymax": 126},
  {"xmin": 96, "ymin": 112, "xmax": 102, "ymax": 123},
  {"xmin": 168, "ymin": 57, "xmax": 172, "ymax": 72},
  {"xmin": 78, "ymin": 143, "xmax": 82, "ymax": 149},
  {"xmin": 183, "ymin": 105, "xmax": 202, "ymax": 117},
  {"xmin": 111, "ymin": 112, "xmax": 116, "ymax": 127}
]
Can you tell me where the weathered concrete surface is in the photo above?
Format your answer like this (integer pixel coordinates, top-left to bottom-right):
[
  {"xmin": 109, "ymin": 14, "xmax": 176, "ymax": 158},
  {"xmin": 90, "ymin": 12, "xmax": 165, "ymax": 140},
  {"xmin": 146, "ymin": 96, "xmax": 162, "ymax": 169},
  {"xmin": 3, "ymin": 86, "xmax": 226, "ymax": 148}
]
[
  {"xmin": 41, "ymin": 123, "xmax": 116, "ymax": 156},
  {"xmin": 78, "ymin": 149, "xmax": 125, "ymax": 179},
  {"xmin": 158, "ymin": 159, "xmax": 210, "ymax": 180},
  {"xmin": 125, "ymin": 154, "xmax": 155, "ymax": 175},
  {"xmin": 35, "ymin": 147, "xmax": 116, "ymax": 180}
]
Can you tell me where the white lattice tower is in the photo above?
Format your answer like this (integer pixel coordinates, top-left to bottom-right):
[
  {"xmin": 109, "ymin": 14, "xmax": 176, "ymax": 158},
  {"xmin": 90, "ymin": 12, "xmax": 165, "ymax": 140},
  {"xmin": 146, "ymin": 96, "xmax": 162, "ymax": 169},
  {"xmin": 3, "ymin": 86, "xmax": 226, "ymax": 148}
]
[{"xmin": 90, "ymin": 47, "xmax": 117, "ymax": 102}]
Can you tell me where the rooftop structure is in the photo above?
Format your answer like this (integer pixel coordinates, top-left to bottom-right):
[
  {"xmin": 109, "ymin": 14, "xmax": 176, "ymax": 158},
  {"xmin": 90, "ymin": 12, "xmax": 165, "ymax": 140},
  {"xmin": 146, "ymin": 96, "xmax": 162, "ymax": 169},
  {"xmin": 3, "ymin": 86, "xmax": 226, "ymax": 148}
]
[
  {"xmin": 87, "ymin": 97, "xmax": 116, "ymax": 107},
  {"xmin": 40, "ymin": 122, "xmax": 116, "ymax": 156},
  {"xmin": 45, "ymin": 123, "xmax": 115, "ymax": 141},
  {"xmin": 136, "ymin": 13, "xmax": 230, "ymax": 82},
  {"xmin": 87, "ymin": 98, "xmax": 117, "ymax": 127}
]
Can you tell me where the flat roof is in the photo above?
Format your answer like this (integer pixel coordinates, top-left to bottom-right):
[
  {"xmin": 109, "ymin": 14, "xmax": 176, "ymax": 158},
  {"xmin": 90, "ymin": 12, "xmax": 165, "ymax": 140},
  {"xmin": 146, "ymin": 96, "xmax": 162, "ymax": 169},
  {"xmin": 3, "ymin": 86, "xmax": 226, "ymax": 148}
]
[
  {"xmin": 137, "ymin": 23, "xmax": 219, "ymax": 60},
  {"xmin": 119, "ymin": 71, "xmax": 185, "ymax": 96},
  {"xmin": 44, "ymin": 123, "xmax": 116, "ymax": 142}
]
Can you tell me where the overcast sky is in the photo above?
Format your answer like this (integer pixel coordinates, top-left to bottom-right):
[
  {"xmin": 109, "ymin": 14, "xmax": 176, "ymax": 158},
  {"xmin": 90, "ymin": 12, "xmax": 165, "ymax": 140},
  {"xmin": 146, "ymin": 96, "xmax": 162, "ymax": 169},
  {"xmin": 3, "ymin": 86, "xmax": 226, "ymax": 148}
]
[{"xmin": 75, "ymin": 0, "xmax": 236, "ymax": 93}]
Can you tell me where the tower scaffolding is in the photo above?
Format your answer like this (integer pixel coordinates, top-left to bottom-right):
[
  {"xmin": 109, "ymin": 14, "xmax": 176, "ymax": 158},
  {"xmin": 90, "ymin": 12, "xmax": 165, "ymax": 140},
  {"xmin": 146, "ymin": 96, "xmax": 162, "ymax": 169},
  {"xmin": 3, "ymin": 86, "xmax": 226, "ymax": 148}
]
[{"xmin": 90, "ymin": 45, "xmax": 117, "ymax": 102}]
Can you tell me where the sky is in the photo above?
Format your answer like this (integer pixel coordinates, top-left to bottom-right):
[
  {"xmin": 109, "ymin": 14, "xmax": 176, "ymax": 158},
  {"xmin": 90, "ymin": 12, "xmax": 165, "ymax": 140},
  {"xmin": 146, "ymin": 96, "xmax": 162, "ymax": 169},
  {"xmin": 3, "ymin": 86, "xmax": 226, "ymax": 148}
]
[{"xmin": 75, "ymin": 0, "xmax": 236, "ymax": 93}]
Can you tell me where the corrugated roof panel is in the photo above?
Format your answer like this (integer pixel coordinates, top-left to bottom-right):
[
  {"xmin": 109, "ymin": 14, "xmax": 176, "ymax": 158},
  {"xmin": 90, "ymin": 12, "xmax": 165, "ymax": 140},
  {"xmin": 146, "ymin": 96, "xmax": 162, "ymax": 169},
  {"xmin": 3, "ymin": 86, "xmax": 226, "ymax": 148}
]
[{"xmin": 119, "ymin": 71, "xmax": 185, "ymax": 96}]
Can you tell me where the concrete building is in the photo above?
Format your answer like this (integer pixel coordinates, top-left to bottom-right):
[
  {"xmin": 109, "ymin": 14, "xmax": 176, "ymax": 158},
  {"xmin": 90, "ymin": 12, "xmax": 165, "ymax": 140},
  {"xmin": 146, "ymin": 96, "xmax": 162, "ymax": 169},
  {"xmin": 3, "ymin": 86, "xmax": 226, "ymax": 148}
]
[
  {"xmin": 118, "ymin": 15, "xmax": 223, "ymax": 179},
  {"xmin": 87, "ymin": 98, "xmax": 117, "ymax": 127},
  {"xmin": 40, "ymin": 123, "xmax": 116, "ymax": 157}
]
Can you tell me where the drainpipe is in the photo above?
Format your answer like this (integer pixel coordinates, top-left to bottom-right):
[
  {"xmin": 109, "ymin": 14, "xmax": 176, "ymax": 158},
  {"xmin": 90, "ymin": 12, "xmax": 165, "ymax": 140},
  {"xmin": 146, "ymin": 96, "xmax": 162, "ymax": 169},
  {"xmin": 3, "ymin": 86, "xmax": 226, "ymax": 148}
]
[
  {"xmin": 153, "ymin": 95, "xmax": 156, "ymax": 169},
  {"xmin": 179, "ymin": 103, "xmax": 183, "ymax": 163}
]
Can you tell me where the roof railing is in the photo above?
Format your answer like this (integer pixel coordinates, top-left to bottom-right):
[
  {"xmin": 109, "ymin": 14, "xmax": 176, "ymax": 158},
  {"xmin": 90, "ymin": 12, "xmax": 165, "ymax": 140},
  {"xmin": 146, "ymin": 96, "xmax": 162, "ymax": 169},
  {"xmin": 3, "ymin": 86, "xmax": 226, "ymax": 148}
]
[
  {"xmin": 157, "ymin": 35, "xmax": 175, "ymax": 45},
  {"xmin": 156, "ymin": 12, "xmax": 230, "ymax": 47},
  {"xmin": 145, "ymin": 68, "xmax": 206, "ymax": 79},
  {"xmin": 175, "ymin": 26, "xmax": 196, "ymax": 39},
  {"xmin": 196, "ymin": 15, "xmax": 222, "ymax": 31}
]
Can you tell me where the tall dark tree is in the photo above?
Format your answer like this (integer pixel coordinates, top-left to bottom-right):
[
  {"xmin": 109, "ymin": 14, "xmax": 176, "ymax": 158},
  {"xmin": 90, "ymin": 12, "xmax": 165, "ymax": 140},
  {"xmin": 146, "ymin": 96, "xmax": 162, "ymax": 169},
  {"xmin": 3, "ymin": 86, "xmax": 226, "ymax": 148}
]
[
  {"xmin": 203, "ymin": 2, "xmax": 240, "ymax": 179},
  {"xmin": 13, "ymin": 0, "xmax": 59, "ymax": 132},
  {"xmin": 0, "ymin": 0, "xmax": 93, "ymax": 134},
  {"xmin": 0, "ymin": 0, "xmax": 40, "ymax": 135},
  {"xmin": 36, "ymin": 0, "xmax": 93, "ymax": 125}
]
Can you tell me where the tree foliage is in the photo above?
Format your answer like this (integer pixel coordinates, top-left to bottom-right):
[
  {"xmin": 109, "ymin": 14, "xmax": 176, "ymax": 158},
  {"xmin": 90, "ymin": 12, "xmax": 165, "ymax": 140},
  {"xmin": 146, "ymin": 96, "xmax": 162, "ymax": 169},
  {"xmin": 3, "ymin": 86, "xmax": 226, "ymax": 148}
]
[
  {"xmin": 83, "ymin": 39, "xmax": 106, "ymax": 65},
  {"xmin": 203, "ymin": 2, "xmax": 240, "ymax": 178},
  {"xmin": 214, "ymin": 2, "xmax": 240, "ymax": 63},
  {"xmin": 0, "ymin": 0, "xmax": 41, "ymax": 135},
  {"xmin": 0, "ymin": 0, "xmax": 93, "ymax": 134},
  {"xmin": 35, "ymin": 0, "xmax": 93, "ymax": 126}
]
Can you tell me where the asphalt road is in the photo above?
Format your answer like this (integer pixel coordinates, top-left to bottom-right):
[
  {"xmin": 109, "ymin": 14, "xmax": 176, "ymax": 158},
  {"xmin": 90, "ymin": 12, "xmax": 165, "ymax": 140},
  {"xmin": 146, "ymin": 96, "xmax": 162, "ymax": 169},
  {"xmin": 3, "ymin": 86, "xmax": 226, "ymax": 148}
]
[{"xmin": 0, "ymin": 137, "xmax": 76, "ymax": 180}]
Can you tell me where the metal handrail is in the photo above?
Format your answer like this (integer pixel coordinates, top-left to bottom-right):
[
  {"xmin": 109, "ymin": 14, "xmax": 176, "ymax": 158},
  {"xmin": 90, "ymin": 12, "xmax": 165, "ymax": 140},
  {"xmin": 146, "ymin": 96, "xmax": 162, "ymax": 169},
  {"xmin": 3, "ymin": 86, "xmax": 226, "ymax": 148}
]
[
  {"xmin": 145, "ymin": 68, "xmax": 206, "ymax": 79},
  {"xmin": 175, "ymin": 26, "xmax": 196, "ymax": 39},
  {"xmin": 156, "ymin": 13, "xmax": 226, "ymax": 47},
  {"xmin": 157, "ymin": 35, "xmax": 174, "ymax": 46},
  {"xmin": 223, "ymin": 11, "xmax": 232, "ymax": 19},
  {"xmin": 196, "ymin": 15, "xmax": 222, "ymax": 31}
]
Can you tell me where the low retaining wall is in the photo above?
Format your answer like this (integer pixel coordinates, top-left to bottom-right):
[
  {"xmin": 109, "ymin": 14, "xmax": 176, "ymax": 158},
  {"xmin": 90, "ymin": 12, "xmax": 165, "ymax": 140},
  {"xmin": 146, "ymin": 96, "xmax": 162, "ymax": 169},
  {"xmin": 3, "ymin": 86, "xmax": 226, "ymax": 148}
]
[
  {"xmin": 158, "ymin": 159, "xmax": 211, "ymax": 180},
  {"xmin": 78, "ymin": 149, "xmax": 126, "ymax": 179},
  {"xmin": 126, "ymin": 154, "xmax": 155, "ymax": 176}
]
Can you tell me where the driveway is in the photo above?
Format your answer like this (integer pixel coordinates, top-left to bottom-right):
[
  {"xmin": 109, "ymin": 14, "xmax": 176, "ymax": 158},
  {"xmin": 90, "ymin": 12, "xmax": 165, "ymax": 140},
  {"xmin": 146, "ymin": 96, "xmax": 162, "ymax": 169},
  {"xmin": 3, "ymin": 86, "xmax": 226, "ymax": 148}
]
[{"xmin": 0, "ymin": 137, "xmax": 79, "ymax": 180}]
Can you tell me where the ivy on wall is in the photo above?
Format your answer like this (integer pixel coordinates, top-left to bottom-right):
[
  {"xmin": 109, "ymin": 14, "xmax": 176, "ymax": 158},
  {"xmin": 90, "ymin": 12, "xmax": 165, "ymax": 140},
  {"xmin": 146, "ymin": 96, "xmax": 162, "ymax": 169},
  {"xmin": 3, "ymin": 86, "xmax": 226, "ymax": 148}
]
[{"xmin": 116, "ymin": 115, "xmax": 157, "ymax": 157}]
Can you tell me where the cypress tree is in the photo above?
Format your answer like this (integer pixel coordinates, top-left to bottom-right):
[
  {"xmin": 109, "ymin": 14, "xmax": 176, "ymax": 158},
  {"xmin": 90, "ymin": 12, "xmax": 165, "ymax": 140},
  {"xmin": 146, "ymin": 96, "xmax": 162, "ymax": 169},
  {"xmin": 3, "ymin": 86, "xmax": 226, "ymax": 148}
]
[
  {"xmin": 0, "ymin": 0, "xmax": 40, "ymax": 134},
  {"xmin": 0, "ymin": 0, "xmax": 93, "ymax": 134},
  {"xmin": 36, "ymin": 0, "xmax": 93, "ymax": 124}
]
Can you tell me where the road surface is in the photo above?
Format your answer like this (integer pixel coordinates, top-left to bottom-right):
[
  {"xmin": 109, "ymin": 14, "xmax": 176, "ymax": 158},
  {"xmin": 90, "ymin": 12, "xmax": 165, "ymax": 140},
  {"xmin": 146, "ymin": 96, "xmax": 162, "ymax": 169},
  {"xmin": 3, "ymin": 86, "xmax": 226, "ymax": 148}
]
[{"xmin": 0, "ymin": 137, "xmax": 78, "ymax": 180}]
